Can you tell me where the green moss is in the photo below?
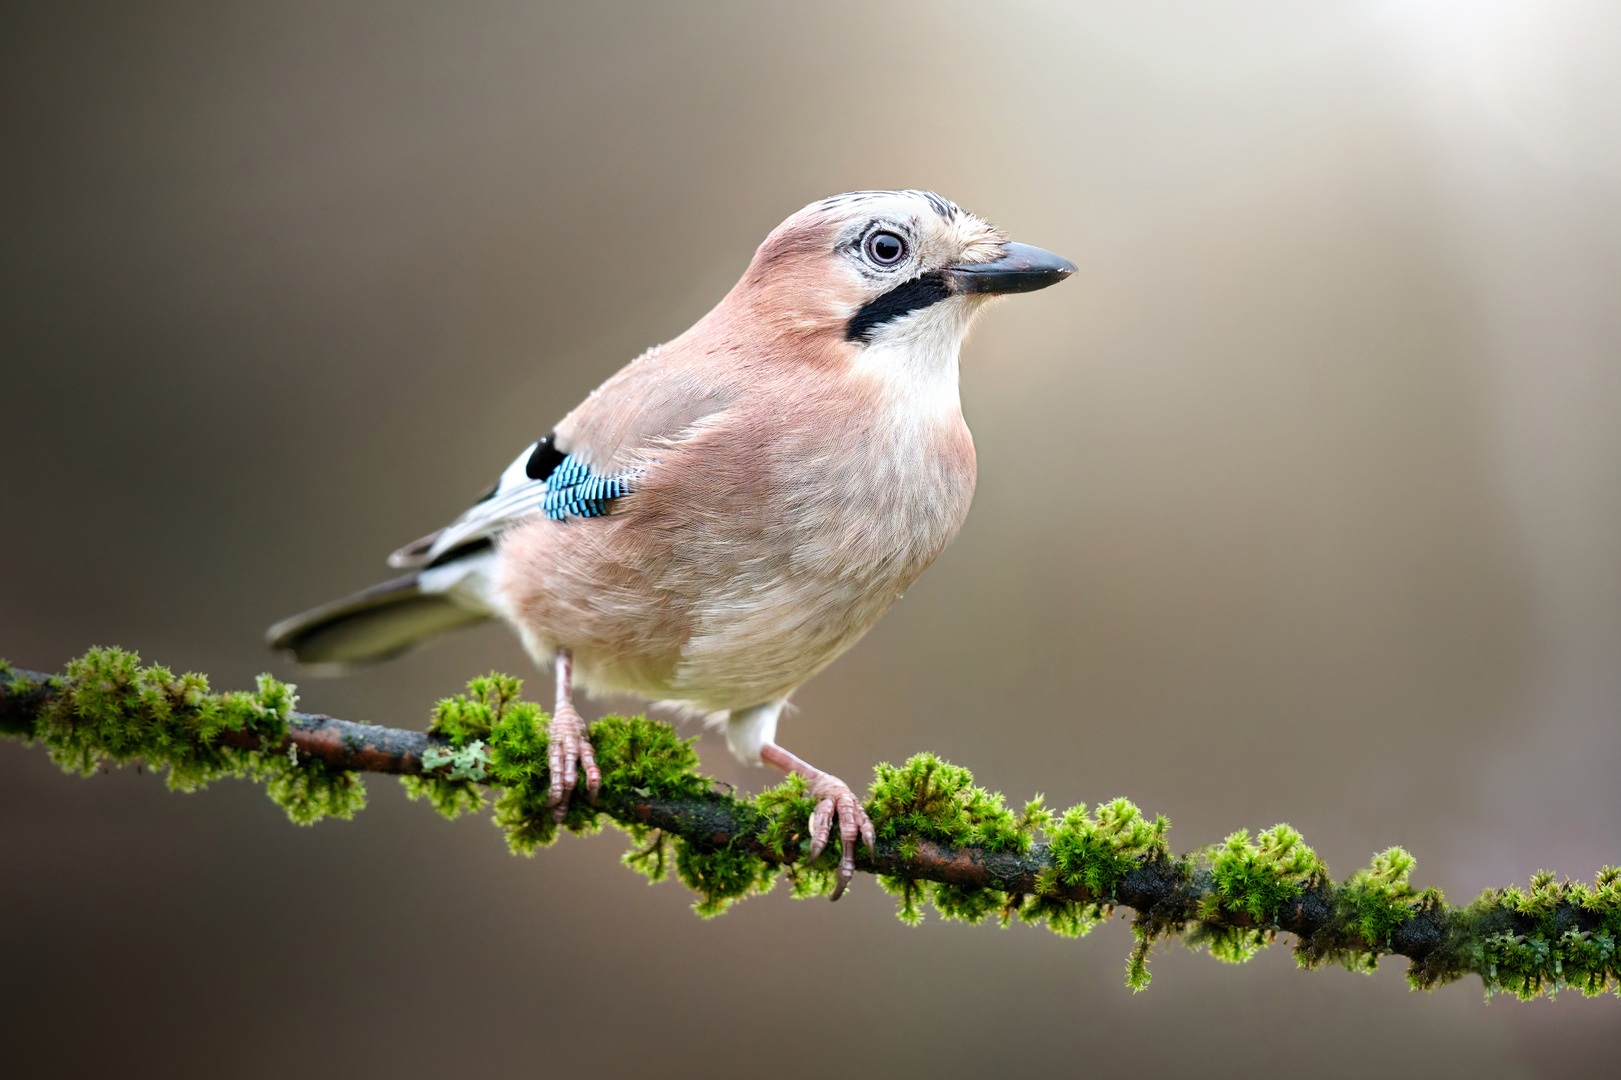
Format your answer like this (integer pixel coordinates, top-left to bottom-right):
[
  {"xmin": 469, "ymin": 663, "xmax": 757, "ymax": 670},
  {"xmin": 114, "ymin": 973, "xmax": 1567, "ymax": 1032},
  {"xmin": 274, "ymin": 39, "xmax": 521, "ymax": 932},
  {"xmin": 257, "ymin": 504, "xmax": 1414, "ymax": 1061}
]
[
  {"xmin": 264, "ymin": 755, "xmax": 368, "ymax": 824},
  {"xmin": 1292, "ymin": 847, "xmax": 1457, "ymax": 986},
  {"xmin": 750, "ymin": 773, "xmax": 840, "ymax": 899},
  {"xmin": 485, "ymin": 692, "xmax": 556, "ymax": 854},
  {"xmin": 1185, "ymin": 923, "xmax": 1271, "ymax": 965},
  {"xmin": 1017, "ymin": 895, "xmax": 1108, "ymax": 939},
  {"xmin": 589, "ymin": 714, "xmax": 711, "ymax": 802},
  {"xmin": 754, "ymin": 772, "xmax": 816, "ymax": 858},
  {"xmin": 3, "ymin": 647, "xmax": 362, "ymax": 825},
  {"xmin": 10, "ymin": 648, "xmax": 1621, "ymax": 1000},
  {"xmin": 867, "ymin": 753, "xmax": 1029, "ymax": 852},
  {"xmin": 862, "ymin": 754, "xmax": 1051, "ymax": 926},
  {"xmin": 1048, "ymin": 797, "xmax": 1170, "ymax": 897},
  {"xmin": 1036, "ymin": 797, "xmax": 1176, "ymax": 992},
  {"xmin": 622, "ymin": 829, "xmax": 674, "ymax": 883},
  {"xmin": 1453, "ymin": 867, "xmax": 1621, "ymax": 1000},
  {"xmin": 929, "ymin": 881, "xmax": 1009, "ymax": 925},
  {"xmin": 408, "ymin": 733, "xmax": 493, "ymax": 818},
  {"xmin": 428, "ymin": 673, "xmax": 520, "ymax": 743},
  {"xmin": 589, "ymin": 714, "xmax": 781, "ymax": 916},
  {"xmin": 400, "ymin": 773, "xmax": 486, "ymax": 819},
  {"xmin": 1345, "ymin": 847, "xmax": 1426, "ymax": 946},
  {"xmin": 404, "ymin": 673, "xmax": 532, "ymax": 825},
  {"xmin": 674, "ymin": 840, "xmax": 778, "ymax": 917},
  {"xmin": 424, "ymin": 677, "xmax": 772, "ymax": 913},
  {"xmin": 1127, "ymin": 922, "xmax": 1159, "ymax": 991},
  {"xmin": 1209, "ymin": 825, "xmax": 1326, "ymax": 923}
]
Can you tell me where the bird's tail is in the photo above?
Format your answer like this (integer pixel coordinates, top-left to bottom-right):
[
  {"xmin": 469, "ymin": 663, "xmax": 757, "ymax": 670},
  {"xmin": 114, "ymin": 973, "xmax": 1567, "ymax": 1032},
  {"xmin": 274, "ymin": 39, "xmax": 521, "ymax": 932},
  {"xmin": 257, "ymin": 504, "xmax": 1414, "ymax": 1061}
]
[{"xmin": 266, "ymin": 563, "xmax": 495, "ymax": 670}]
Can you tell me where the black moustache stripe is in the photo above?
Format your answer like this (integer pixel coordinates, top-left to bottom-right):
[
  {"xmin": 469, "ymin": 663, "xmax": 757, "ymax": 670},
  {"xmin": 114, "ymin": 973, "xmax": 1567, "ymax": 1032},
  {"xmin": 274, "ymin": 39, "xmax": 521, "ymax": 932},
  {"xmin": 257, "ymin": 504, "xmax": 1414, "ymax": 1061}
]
[{"xmin": 844, "ymin": 272, "xmax": 953, "ymax": 343}]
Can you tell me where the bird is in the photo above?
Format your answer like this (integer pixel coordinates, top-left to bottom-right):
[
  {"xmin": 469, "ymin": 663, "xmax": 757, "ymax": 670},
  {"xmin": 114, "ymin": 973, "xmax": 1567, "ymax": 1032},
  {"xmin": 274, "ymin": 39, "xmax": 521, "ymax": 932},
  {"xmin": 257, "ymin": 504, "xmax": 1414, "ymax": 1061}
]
[{"xmin": 268, "ymin": 190, "xmax": 1074, "ymax": 898}]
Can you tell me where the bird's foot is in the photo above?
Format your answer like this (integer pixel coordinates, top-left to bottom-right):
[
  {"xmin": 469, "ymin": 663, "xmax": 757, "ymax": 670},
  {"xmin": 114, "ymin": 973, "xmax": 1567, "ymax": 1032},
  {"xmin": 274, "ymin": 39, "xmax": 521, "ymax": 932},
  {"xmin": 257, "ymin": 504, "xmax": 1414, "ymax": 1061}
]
[
  {"xmin": 804, "ymin": 770, "xmax": 877, "ymax": 902},
  {"xmin": 545, "ymin": 703, "xmax": 601, "ymax": 821}
]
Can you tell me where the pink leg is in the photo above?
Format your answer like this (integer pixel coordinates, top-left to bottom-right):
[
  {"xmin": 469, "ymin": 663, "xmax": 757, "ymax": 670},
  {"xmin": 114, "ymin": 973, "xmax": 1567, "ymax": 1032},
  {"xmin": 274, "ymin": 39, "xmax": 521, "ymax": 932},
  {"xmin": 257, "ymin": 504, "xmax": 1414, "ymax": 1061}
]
[
  {"xmin": 546, "ymin": 648, "xmax": 601, "ymax": 822},
  {"xmin": 759, "ymin": 743, "xmax": 876, "ymax": 901}
]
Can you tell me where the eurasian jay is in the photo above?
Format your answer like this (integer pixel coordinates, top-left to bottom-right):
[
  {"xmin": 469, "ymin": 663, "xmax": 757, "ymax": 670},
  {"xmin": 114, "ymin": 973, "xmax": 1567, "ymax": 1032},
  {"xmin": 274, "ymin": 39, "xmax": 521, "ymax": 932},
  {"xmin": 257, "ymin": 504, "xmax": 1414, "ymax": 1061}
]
[{"xmin": 269, "ymin": 190, "xmax": 1074, "ymax": 897}]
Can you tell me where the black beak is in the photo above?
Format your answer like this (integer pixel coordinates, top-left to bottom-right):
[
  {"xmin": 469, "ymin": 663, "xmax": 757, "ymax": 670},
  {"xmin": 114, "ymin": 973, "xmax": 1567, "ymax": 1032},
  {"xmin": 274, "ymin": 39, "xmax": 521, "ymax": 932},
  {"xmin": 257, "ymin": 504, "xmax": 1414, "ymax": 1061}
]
[{"xmin": 942, "ymin": 242, "xmax": 1076, "ymax": 295}]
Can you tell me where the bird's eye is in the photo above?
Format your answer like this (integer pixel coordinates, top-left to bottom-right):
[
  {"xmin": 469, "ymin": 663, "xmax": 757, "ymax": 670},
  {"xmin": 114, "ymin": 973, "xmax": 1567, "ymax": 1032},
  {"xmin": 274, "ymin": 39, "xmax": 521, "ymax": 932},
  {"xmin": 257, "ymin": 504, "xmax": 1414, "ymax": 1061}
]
[{"xmin": 864, "ymin": 231, "xmax": 907, "ymax": 266}]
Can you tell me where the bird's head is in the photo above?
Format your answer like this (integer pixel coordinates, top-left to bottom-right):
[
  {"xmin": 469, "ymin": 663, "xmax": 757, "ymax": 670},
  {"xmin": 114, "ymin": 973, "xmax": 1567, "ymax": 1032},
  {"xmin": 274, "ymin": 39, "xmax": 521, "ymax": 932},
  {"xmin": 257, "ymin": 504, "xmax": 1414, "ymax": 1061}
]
[{"xmin": 720, "ymin": 190, "xmax": 1074, "ymax": 361}]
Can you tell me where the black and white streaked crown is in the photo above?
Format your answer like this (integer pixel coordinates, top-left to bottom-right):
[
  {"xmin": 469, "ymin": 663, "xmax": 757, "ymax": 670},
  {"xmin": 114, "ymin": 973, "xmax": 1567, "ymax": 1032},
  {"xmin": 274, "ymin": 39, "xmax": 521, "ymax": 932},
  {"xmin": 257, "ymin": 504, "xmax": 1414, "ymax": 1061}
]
[{"xmin": 814, "ymin": 190, "xmax": 964, "ymax": 221}]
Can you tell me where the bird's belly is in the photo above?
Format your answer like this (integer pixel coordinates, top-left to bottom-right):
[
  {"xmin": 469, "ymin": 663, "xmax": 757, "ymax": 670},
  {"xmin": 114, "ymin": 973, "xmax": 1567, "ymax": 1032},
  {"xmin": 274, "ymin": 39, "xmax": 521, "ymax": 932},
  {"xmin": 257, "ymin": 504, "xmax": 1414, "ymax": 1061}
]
[
  {"xmin": 662, "ymin": 487, "xmax": 967, "ymax": 708},
  {"xmin": 665, "ymin": 566, "xmax": 912, "ymax": 709},
  {"xmin": 495, "ymin": 513, "xmax": 947, "ymax": 711}
]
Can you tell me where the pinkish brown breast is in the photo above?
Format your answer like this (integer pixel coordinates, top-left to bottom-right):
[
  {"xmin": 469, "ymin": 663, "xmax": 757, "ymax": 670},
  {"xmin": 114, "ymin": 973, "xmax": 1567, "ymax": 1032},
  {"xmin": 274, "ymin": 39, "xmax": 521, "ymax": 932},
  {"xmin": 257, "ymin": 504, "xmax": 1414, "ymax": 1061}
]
[{"xmin": 494, "ymin": 367, "xmax": 976, "ymax": 712}]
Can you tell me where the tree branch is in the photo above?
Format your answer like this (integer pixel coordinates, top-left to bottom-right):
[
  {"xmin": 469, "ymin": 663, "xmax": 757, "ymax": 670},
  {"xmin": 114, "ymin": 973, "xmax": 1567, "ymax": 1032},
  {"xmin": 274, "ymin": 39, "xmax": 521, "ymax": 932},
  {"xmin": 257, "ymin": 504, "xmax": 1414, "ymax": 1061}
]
[{"xmin": 3, "ymin": 652, "xmax": 1617, "ymax": 1000}]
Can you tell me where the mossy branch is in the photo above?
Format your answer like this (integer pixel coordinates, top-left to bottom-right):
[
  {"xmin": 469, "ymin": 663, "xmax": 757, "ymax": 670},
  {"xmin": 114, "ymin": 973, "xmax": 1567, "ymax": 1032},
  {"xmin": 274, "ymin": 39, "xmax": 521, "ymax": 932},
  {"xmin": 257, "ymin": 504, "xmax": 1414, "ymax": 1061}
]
[{"xmin": 3, "ymin": 649, "xmax": 1617, "ymax": 1001}]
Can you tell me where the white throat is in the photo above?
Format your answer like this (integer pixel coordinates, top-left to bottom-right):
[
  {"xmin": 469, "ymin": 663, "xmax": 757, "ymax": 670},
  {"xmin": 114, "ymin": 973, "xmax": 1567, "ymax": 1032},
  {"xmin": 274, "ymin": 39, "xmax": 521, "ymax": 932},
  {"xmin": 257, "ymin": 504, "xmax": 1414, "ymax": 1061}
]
[{"xmin": 849, "ymin": 296, "xmax": 983, "ymax": 420}]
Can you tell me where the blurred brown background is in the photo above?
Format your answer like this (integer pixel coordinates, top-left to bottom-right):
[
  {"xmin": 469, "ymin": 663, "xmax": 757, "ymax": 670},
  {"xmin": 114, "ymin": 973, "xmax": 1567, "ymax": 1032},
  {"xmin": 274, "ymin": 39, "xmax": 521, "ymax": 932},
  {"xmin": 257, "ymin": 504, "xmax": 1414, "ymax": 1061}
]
[{"xmin": 3, "ymin": 1, "xmax": 1619, "ymax": 1076}]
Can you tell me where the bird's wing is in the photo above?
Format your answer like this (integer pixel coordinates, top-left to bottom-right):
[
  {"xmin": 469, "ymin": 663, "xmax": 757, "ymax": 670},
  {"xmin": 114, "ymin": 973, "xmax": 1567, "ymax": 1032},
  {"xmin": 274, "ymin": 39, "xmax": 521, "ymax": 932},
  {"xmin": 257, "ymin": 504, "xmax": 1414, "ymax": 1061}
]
[
  {"xmin": 387, "ymin": 444, "xmax": 548, "ymax": 569},
  {"xmin": 551, "ymin": 343, "xmax": 739, "ymax": 472},
  {"xmin": 388, "ymin": 346, "xmax": 739, "ymax": 570}
]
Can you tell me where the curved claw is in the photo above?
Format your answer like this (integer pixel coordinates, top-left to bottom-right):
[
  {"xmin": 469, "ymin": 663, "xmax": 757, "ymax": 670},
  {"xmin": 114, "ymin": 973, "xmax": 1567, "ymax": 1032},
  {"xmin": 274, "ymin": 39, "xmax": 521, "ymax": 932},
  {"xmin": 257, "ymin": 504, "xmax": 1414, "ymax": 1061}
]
[
  {"xmin": 545, "ymin": 705, "xmax": 601, "ymax": 822},
  {"xmin": 804, "ymin": 773, "xmax": 876, "ymax": 902}
]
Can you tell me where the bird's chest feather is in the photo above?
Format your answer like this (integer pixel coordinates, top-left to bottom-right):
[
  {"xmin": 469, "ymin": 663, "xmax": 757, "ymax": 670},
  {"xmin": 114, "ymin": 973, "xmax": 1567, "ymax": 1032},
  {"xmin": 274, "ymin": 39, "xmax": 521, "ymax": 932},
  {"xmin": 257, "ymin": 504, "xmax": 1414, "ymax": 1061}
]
[
  {"xmin": 776, "ymin": 401, "xmax": 976, "ymax": 589},
  {"xmin": 790, "ymin": 317, "xmax": 981, "ymax": 587},
  {"xmin": 653, "ymin": 391, "xmax": 974, "ymax": 705}
]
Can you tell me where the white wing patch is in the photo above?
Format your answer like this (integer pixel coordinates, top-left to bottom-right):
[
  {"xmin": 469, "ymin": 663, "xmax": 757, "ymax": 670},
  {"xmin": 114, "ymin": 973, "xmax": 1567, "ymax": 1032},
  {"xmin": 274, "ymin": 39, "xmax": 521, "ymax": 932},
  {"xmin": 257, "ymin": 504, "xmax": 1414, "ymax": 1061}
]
[{"xmin": 389, "ymin": 443, "xmax": 550, "ymax": 570}]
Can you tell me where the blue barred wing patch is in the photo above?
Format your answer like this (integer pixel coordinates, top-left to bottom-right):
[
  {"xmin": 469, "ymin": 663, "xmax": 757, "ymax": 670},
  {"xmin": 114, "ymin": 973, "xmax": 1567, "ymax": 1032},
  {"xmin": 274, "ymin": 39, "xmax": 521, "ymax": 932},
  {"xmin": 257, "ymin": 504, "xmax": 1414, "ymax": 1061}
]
[{"xmin": 541, "ymin": 454, "xmax": 632, "ymax": 520}]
